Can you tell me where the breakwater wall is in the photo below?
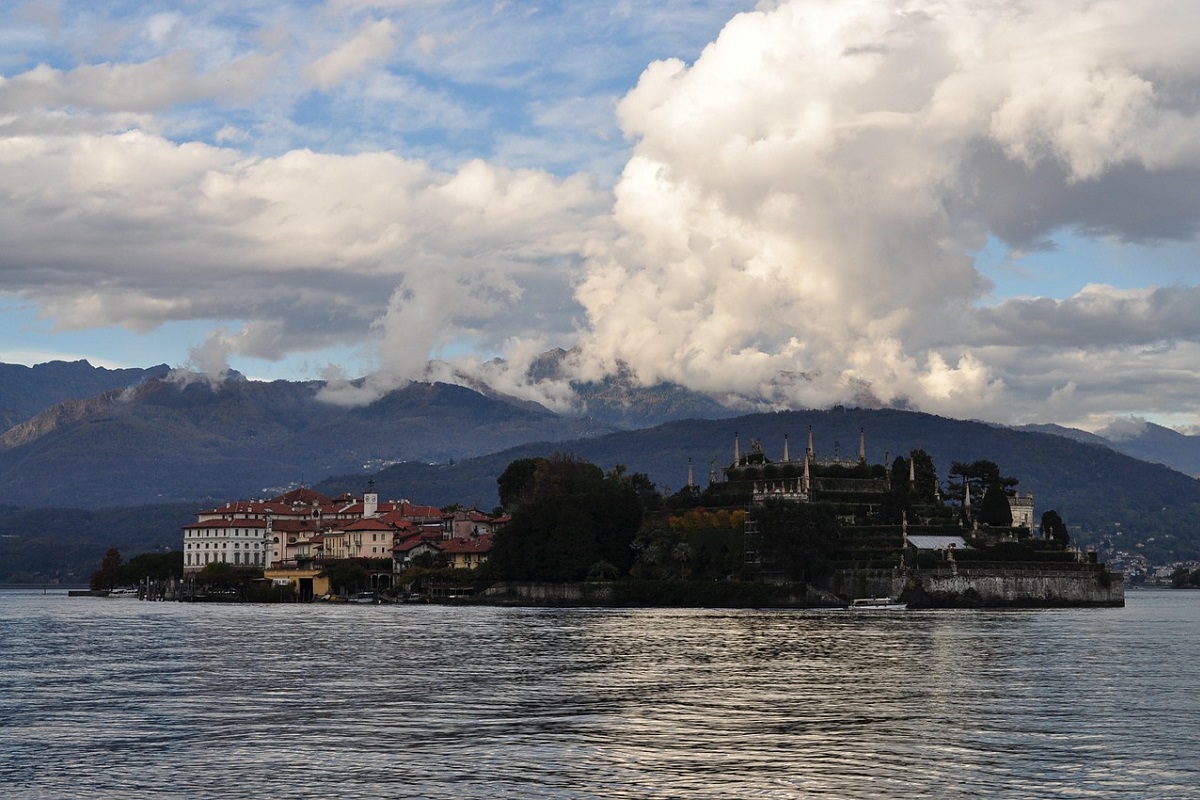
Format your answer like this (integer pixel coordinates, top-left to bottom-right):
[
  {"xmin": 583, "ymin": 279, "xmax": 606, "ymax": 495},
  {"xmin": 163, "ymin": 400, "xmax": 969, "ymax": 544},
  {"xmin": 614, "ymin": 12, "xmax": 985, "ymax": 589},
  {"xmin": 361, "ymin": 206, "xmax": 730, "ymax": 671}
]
[
  {"xmin": 481, "ymin": 582, "xmax": 615, "ymax": 605},
  {"xmin": 482, "ymin": 569, "xmax": 1124, "ymax": 609},
  {"xmin": 834, "ymin": 564, "xmax": 1124, "ymax": 607},
  {"xmin": 914, "ymin": 566, "xmax": 1124, "ymax": 607},
  {"xmin": 478, "ymin": 580, "xmax": 829, "ymax": 607}
]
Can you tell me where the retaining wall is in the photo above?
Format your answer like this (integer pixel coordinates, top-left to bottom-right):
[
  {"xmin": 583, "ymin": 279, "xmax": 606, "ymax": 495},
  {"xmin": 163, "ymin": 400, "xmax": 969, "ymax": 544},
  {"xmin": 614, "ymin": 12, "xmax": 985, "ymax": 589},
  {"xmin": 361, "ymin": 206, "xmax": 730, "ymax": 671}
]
[{"xmin": 913, "ymin": 567, "xmax": 1124, "ymax": 606}]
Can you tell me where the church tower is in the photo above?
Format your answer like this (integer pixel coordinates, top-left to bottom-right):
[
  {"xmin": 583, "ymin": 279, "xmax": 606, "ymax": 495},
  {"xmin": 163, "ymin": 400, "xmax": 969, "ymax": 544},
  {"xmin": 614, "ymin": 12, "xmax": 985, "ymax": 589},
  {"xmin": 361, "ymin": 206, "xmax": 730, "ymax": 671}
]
[{"xmin": 364, "ymin": 479, "xmax": 378, "ymax": 518}]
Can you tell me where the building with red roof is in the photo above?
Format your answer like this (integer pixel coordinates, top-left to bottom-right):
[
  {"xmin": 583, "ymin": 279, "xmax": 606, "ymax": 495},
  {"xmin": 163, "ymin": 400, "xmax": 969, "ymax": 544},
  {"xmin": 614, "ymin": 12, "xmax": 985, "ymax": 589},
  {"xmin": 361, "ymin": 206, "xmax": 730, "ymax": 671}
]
[{"xmin": 184, "ymin": 481, "xmax": 508, "ymax": 577}]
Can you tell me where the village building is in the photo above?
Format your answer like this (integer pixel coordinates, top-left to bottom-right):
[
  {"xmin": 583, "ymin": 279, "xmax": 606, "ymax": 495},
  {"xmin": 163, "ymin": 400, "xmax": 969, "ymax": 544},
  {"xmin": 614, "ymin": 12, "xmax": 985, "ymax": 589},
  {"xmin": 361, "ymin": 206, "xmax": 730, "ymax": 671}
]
[
  {"xmin": 439, "ymin": 534, "xmax": 495, "ymax": 570},
  {"xmin": 184, "ymin": 482, "xmax": 505, "ymax": 592}
]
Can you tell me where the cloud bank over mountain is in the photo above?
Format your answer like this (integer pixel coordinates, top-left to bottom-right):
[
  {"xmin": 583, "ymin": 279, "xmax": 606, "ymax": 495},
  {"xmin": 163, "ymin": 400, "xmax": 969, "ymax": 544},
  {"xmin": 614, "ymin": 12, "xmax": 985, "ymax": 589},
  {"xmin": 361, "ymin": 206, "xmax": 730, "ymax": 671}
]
[
  {"xmin": 2, "ymin": 1, "xmax": 1199, "ymax": 429},
  {"xmin": 567, "ymin": 0, "xmax": 1200, "ymax": 425}
]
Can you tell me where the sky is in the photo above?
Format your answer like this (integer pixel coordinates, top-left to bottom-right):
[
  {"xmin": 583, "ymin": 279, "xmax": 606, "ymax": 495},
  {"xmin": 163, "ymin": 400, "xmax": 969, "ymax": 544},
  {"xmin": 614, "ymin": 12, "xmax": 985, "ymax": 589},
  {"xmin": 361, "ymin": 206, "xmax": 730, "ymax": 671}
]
[{"xmin": 2, "ymin": 0, "xmax": 1200, "ymax": 433}]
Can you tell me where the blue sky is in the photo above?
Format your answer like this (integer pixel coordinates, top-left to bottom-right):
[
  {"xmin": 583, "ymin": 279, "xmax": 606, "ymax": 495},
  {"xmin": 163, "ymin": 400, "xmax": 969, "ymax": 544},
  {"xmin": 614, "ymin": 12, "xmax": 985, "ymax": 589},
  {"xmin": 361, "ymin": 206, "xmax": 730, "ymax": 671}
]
[{"xmin": 2, "ymin": 0, "xmax": 1200, "ymax": 432}]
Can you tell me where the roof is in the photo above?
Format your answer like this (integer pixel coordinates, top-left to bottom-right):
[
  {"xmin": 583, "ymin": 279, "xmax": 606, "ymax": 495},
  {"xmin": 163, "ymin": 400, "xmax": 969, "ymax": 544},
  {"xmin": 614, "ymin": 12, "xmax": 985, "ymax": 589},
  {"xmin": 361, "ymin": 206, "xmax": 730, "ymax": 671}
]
[
  {"xmin": 439, "ymin": 534, "xmax": 494, "ymax": 554},
  {"xmin": 338, "ymin": 517, "xmax": 395, "ymax": 532},
  {"xmin": 379, "ymin": 504, "xmax": 442, "ymax": 524},
  {"xmin": 270, "ymin": 519, "xmax": 326, "ymax": 533},
  {"xmin": 272, "ymin": 487, "xmax": 333, "ymax": 506},
  {"xmin": 184, "ymin": 518, "xmax": 268, "ymax": 530},
  {"xmin": 907, "ymin": 535, "xmax": 971, "ymax": 551},
  {"xmin": 393, "ymin": 536, "xmax": 441, "ymax": 554}
]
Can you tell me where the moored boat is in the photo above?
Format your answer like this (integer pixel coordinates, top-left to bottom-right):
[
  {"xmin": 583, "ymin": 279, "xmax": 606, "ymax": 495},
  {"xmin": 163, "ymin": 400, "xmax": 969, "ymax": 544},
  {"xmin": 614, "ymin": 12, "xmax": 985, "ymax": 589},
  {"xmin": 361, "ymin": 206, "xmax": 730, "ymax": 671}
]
[{"xmin": 850, "ymin": 597, "xmax": 907, "ymax": 610}]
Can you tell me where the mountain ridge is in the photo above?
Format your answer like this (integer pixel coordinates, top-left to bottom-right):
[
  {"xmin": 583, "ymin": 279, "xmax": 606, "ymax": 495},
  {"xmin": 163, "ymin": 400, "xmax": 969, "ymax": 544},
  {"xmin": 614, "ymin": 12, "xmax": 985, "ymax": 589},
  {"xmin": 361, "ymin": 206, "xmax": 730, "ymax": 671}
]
[
  {"xmin": 0, "ymin": 360, "xmax": 169, "ymax": 431},
  {"xmin": 4, "ymin": 359, "xmax": 1200, "ymax": 564},
  {"xmin": 323, "ymin": 406, "xmax": 1200, "ymax": 562},
  {"xmin": 0, "ymin": 374, "xmax": 614, "ymax": 508}
]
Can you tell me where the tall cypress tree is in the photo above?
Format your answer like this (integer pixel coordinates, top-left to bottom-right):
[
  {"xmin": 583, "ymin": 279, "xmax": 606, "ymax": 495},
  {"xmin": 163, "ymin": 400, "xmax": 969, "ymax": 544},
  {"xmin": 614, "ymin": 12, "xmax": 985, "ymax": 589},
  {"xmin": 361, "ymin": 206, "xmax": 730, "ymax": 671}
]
[{"xmin": 979, "ymin": 483, "xmax": 1014, "ymax": 527}]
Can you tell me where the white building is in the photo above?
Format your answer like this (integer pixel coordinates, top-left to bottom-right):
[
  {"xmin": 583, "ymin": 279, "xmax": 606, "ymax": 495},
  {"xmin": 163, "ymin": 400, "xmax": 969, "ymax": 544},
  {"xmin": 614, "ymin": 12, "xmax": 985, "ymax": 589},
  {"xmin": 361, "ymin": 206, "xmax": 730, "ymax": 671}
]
[
  {"xmin": 182, "ymin": 485, "xmax": 448, "ymax": 574},
  {"xmin": 183, "ymin": 517, "xmax": 269, "ymax": 570}
]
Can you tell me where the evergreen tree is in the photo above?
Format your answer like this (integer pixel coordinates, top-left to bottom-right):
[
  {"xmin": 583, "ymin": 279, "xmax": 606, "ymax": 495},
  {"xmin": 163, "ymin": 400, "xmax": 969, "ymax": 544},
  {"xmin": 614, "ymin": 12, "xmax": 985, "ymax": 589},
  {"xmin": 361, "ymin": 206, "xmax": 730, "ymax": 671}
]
[
  {"xmin": 89, "ymin": 547, "xmax": 123, "ymax": 593},
  {"xmin": 909, "ymin": 449, "xmax": 941, "ymax": 504},
  {"xmin": 1041, "ymin": 510, "xmax": 1070, "ymax": 545},
  {"xmin": 947, "ymin": 460, "xmax": 1018, "ymax": 504},
  {"xmin": 979, "ymin": 483, "xmax": 1014, "ymax": 527}
]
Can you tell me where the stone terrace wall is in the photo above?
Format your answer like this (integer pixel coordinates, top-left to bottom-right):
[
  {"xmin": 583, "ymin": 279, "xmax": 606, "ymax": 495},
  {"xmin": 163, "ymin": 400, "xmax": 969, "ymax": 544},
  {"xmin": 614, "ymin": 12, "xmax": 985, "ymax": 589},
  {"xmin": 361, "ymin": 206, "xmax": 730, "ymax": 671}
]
[{"xmin": 911, "ymin": 566, "xmax": 1124, "ymax": 607}]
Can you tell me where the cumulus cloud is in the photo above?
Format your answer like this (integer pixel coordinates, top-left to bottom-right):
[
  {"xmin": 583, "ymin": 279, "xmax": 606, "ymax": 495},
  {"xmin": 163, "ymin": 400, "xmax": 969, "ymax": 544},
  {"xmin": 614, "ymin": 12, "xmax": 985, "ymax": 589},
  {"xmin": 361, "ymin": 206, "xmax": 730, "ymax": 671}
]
[
  {"xmin": 0, "ymin": 131, "xmax": 606, "ymax": 389},
  {"xmin": 561, "ymin": 0, "xmax": 1200, "ymax": 424},
  {"xmin": 1097, "ymin": 415, "xmax": 1151, "ymax": 441},
  {"xmin": 4, "ymin": 0, "xmax": 1200, "ymax": 430},
  {"xmin": 183, "ymin": 329, "xmax": 234, "ymax": 378}
]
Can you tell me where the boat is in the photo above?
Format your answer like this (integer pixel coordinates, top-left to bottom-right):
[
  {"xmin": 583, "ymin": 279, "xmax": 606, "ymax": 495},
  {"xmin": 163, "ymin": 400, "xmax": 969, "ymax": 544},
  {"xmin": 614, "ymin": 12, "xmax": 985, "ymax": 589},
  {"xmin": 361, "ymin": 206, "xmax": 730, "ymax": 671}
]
[
  {"xmin": 850, "ymin": 597, "xmax": 908, "ymax": 610},
  {"xmin": 349, "ymin": 592, "xmax": 378, "ymax": 604}
]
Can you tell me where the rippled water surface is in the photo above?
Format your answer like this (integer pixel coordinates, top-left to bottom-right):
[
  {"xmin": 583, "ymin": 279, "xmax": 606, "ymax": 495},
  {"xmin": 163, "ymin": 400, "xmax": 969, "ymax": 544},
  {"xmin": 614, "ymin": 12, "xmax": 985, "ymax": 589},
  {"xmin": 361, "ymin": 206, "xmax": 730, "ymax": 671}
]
[{"xmin": 1, "ymin": 590, "xmax": 1197, "ymax": 799}]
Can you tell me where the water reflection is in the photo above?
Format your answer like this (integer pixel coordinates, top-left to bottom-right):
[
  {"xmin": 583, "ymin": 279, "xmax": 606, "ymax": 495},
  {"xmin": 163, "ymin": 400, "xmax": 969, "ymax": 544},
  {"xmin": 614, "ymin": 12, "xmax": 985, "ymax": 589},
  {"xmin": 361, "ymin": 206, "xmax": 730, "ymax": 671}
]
[{"xmin": 0, "ymin": 592, "xmax": 1196, "ymax": 799}]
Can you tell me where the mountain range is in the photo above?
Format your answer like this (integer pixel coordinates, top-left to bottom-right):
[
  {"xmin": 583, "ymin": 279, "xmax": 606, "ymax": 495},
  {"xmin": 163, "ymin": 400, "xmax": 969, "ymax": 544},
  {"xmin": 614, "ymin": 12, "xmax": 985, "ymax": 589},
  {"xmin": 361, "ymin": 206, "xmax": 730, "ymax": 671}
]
[
  {"xmin": 0, "ymin": 370, "xmax": 613, "ymax": 508},
  {"xmin": 3, "ymin": 359, "xmax": 1200, "ymax": 579},
  {"xmin": 0, "ymin": 360, "xmax": 170, "ymax": 431}
]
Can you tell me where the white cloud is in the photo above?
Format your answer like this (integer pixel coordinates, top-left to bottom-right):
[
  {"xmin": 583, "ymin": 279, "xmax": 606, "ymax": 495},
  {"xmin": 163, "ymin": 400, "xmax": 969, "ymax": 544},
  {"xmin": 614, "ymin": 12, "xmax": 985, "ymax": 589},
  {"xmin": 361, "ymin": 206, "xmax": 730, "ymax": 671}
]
[
  {"xmin": 561, "ymin": 0, "xmax": 1200, "ymax": 423},
  {"xmin": 0, "ymin": 52, "xmax": 275, "ymax": 116},
  {"xmin": 305, "ymin": 18, "xmax": 398, "ymax": 90},
  {"xmin": 3, "ymin": 0, "xmax": 1200, "ymax": 428},
  {"xmin": 1097, "ymin": 415, "xmax": 1150, "ymax": 441},
  {"xmin": 0, "ymin": 130, "xmax": 607, "ymax": 379},
  {"xmin": 183, "ymin": 328, "xmax": 235, "ymax": 378}
]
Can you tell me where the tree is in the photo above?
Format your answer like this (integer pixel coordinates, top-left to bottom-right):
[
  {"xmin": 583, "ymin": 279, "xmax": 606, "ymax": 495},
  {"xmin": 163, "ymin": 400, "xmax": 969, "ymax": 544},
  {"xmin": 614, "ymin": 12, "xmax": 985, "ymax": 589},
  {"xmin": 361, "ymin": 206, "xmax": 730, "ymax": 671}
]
[
  {"xmin": 89, "ymin": 547, "xmax": 123, "ymax": 593},
  {"xmin": 979, "ymin": 483, "xmax": 1014, "ymax": 527},
  {"xmin": 632, "ymin": 517, "xmax": 689, "ymax": 579},
  {"xmin": 491, "ymin": 454, "xmax": 643, "ymax": 582},
  {"xmin": 320, "ymin": 561, "xmax": 370, "ymax": 594},
  {"xmin": 947, "ymin": 460, "xmax": 1018, "ymax": 504},
  {"xmin": 410, "ymin": 551, "xmax": 448, "ymax": 569},
  {"xmin": 497, "ymin": 457, "xmax": 548, "ymax": 511},
  {"xmin": 883, "ymin": 449, "xmax": 945, "ymax": 524},
  {"xmin": 751, "ymin": 499, "xmax": 840, "ymax": 583},
  {"xmin": 118, "ymin": 551, "xmax": 184, "ymax": 584},
  {"xmin": 1041, "ymin": 510, "xmax": 1070, "ymax": 546},
  {"xmin": 627, "ymin": 471, "xmax": 665, "ymax": 512},
  {"xmin": 908, "ymin": 449, "xmax": 941, "ymax": 505}
]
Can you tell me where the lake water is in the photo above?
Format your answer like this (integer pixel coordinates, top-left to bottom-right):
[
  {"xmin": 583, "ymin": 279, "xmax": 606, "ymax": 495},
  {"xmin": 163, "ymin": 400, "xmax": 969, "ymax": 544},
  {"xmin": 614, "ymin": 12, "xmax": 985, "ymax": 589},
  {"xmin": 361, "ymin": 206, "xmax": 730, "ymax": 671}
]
[{"xmin": 0, "ymin": 590, "xmax": 1196, "ymax": 799}]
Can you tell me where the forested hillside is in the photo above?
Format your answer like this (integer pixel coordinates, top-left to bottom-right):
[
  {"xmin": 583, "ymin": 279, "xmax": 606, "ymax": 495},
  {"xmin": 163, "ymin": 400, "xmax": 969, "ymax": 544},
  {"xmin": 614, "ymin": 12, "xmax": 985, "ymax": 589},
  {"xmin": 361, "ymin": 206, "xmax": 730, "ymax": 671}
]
[
  {"xmin": 326, "ymin": 407, "xmax": 1200, "ymax": 562},
  {"xmin": 0, "ymin": 360, "xmax": 168, "ymax": 430},
  {"xmin": 0, "ymin": 376, "xmax": 611, "ymax": 508}
]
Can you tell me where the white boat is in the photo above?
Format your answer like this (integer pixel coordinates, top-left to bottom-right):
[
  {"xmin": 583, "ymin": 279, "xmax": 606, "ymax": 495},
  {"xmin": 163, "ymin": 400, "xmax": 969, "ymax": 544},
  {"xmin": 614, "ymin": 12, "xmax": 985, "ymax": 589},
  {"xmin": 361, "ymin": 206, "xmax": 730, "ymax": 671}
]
[
  {"xmin": 850, "ymin": 597, "xmax": 908, "ymax": 610},
  {"xmin": 349, "ymin": 592, "xmax": 378, "ymax": 604}
]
